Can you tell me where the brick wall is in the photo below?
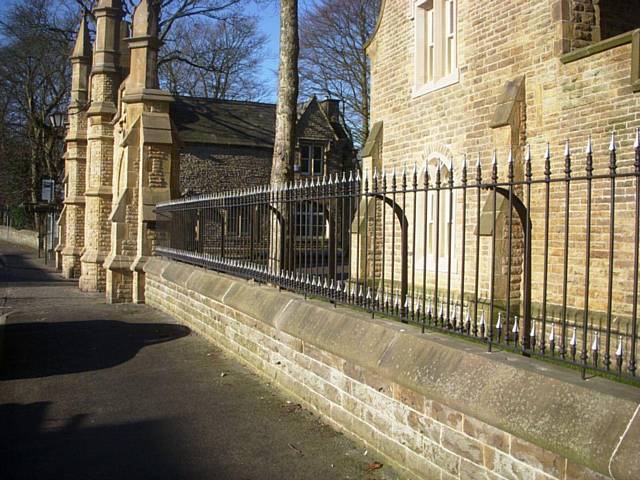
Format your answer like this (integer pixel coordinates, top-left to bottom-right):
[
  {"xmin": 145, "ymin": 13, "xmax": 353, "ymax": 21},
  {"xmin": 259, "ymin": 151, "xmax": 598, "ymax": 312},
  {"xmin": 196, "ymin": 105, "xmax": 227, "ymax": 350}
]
[{"xmin": 144, "ymin": 258, "xmax": 640, "ymax": 480}]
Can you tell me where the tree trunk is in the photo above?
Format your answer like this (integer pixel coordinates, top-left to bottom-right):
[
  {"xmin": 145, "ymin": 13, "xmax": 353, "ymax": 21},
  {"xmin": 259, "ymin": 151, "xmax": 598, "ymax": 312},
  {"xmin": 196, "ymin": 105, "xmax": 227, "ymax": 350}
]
[{"xmin": 271, "ymin": 0, "xmax": 299, "ymax": 185}]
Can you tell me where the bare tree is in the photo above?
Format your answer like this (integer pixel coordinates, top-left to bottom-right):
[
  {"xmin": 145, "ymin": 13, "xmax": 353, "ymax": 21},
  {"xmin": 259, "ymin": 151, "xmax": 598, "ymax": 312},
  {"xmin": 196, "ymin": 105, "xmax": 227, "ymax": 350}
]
[
  {"xmin": 159, "ymin": 15, "xmax": 268, "ymax": 100},
  {"xmin": 0, "ymin": 0, "xmax": 73, "ymax": 208},
  {"xmin": 73, "ymin": 0, "xmax": 247, "ymax": 40},
  {"xmin": 299, "ymin": 0, "xmax": 380, "ymax": 147},
  {"xmin": 271, "ymin": 0, "xmax": 299, "ymax": 185}
]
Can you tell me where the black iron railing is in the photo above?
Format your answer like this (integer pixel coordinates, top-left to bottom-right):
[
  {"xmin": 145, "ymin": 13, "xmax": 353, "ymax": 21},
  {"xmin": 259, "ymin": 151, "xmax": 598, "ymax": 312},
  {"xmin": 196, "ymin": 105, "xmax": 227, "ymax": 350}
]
[{"xmin": 155, "ymin": 130, "xmax": 640, "ymax": 384}]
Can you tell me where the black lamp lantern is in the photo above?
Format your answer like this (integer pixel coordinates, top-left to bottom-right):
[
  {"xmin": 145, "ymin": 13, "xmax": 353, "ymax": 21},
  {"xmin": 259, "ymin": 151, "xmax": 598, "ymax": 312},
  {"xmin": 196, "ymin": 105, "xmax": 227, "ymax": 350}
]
[{"xmin": 49, "ymin": 112, "xmax": 66, "ymax": 128}]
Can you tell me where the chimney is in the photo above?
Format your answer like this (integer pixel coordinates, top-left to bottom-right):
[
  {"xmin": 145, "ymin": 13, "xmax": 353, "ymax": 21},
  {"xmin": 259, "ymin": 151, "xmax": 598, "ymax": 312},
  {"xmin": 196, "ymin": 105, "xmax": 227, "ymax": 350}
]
[{"xmin": 320, "ymin": 99, "xmax": 340, "ymax": 123}]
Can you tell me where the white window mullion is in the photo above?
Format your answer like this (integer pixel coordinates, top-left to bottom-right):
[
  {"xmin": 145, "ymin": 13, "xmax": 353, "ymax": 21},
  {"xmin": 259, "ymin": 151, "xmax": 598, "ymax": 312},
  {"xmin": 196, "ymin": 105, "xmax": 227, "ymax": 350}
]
[
  {"xmin": 427, "ymin": 8, "xmax": 435, "ymax": 83},
  {"xmin": 445, "ymin": 0, "xmax": 456, "ymax": 76}
]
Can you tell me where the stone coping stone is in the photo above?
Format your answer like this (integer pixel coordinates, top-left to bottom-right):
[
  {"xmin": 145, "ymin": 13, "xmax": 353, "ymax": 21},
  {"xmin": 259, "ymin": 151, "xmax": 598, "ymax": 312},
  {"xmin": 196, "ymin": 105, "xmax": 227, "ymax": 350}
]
[{"xmin": 146, "ymin": 257, "xmax": 640, "ymax": 479}]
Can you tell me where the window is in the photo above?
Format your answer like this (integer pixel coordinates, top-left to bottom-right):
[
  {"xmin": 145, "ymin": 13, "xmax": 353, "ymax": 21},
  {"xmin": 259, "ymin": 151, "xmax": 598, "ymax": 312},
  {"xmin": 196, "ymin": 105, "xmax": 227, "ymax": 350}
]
[
  {"xmin": 427, "ymin": 168, "xmax": 453, "ymax": 268},
  {"xmin": 295, "ymin": 202, "xmax": 326, "ymax": 238},
  {"xmin": 415, "ymin": 156, "xmax": 456, "ymax": 272},
  {"xmin": 227, "ymin": 209, "xmax": 251, "ymax": 237},
  {"xmin": 300, "ymin": 144, "xmax": 324, "ymax": 175},
  {"xmin": 414, "ymin": 0, "xmax": 458, "ymax": 96}
]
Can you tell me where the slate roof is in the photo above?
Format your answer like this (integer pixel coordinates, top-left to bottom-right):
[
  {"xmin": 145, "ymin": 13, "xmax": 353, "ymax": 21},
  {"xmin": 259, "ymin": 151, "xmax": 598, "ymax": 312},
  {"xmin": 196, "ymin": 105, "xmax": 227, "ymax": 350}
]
[
  {"xmin": 171, "ymin": 95, "xmax": 351, "ymax": 149},
  {"xmin": 170, "ymin": 96, "xmax": 276, "ymax": 148}
]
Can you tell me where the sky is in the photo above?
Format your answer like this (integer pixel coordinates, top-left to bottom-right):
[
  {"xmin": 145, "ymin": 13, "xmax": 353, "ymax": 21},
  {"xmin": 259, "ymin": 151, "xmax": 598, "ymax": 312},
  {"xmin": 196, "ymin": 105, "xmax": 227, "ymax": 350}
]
[
  {"xmin": 0, "ymin": 0, "xmax": 303, "ymax": 103},
  {"xmin": 245, "ymin": 1, "xmax": 281, "ymax": 102}
]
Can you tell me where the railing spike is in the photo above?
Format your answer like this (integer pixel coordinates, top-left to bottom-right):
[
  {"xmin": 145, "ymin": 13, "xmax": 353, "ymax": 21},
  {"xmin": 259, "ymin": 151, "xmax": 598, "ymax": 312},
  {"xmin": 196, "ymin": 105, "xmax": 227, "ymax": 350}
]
[
  {"xmin": 512, "ymin": 315, "xmax": 519, "ymax": 334},
  {"xmin": 609, "ymin": 131, "xmax": 616, "ymax": 152},
  {"xmin": 491, "ymin": 150, "xmax": 497, "ymax": 165},
  {"xmin": 564, "ymin": 139, "xmax": 571, "ymax": 157},
  {"xmin": 591, "ymin": 331, "xmax": 599, "ymax": 352},
  {"xmin": 496, "ymin": 312, "xmax": 502, "ymax": 329},
  {"xmin": 586, "ymin": 135, "xmax": 593, "ymax": 155},
  {"xmin": 530, "ymin": 321, "xmax": 536, "ymax": 339},
  {"xmin": 508, "ymin": 148, "xmax": 513, "ymax": 164},
  {"xmin": 616, "ymin": 335, "xmax": 624, "ymax": 357},
  {"xmin": 635, "ymin": 128, "xmax": 640, "ymax": 149},
  {"xmin": 525, "ymin": 144, "xmax": 531, "ymax": 163},
  {"xmin": 570, "ymin": 326, "xmax": 577, "ymax": 347}
]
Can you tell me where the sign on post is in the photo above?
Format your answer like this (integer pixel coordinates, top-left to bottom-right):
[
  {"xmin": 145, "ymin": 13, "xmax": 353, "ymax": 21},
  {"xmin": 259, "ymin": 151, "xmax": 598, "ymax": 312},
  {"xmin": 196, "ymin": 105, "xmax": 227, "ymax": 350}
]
[{"xmin": 41, "ymin": 179, "xmax": 55, "ymax": 203}]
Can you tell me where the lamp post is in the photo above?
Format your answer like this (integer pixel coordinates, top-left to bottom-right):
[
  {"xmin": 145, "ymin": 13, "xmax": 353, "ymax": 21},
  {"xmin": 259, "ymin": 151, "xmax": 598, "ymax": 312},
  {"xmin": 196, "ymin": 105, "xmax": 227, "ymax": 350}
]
[{"xmin": 44, "ymin": 111, "xmax": 66, "ymax": 266}]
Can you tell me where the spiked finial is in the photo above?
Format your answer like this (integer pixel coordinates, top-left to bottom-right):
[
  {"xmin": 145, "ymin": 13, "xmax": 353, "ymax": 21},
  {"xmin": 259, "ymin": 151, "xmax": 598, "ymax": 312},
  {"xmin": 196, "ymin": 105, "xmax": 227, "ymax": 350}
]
[
  {"xmin": 591, "ymin": 332, "xmax": 599, "ymax": 351},
  {"xmin": 508, "ymin": 148, "xmax": 513, "ymax": 164},
  {"xmin": 616, "ymin": 335, "xmax": 624, "ymax": 357},
  {"xmin": 545, "ymin": 142, "xmax": 551, "ymax": 161},
  {"xmin": 525, "ymin": 144, "xmax": 531, "ymax": 163},
  {"xmin": 564, "ymin": 139, "xmax": 571, "ymax": 157},
  {"xmin": 530, "ymin": 322, "xmax": 535, "ymax": 338},
  {"xmin": 462, "ymin": 154, "xmax": 468, "ymax": 170},
  {"xmin": 480, "ymin": 310, "xmax": 486, "ymax": 326},
  {"xmin": 72, "ymin": 14, "xmax": 91, "ymax": 59},
  {"xmin": 132, "ymin": 0, "xmax": 160, "ymax": 38},
  {"xmin": 569, "ymin": 327, "xmax": 577, "ymax": 347},
  {"xmin": 549, "ymin": 324, "xmax": 555, "ymax": 342},
  {"xmin": 491, "ymin": 150, "xmax": 497, "ymax": 166},
  {"xmin": 609, "ymin": 131, "xmax": 616, "ymax": 152},
  {"xmin": 512, "ymin": 316, "xmax": 519, "ymax": 334},
  {"xmin": 635, "ymin": 128, "xmax": 640, "ymax": 149},
  {"xmin": 586, "ymin": 135, "xmax": 593, "ymax": 155},
  {"xmin": 476, "ymin": 152, "xmax": 481, "ymax": 168},
  {"xmin": 496, "ymin": 312, "xmax": 502, "ymax": 329}
]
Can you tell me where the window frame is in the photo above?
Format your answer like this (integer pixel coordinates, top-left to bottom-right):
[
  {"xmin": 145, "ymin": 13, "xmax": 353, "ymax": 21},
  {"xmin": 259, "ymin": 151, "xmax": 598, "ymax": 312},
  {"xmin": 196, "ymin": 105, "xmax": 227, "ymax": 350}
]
[
  {"xmin": 415, "ymin": 154, "xmax": 457, "ymax": 273},
  {"xmin": 299, "ymin": 142, "xmax": 325, "ymax": 176},
  {"xmin": 413, "ymin": 0, "xmax": 459, "ymax": 98}
]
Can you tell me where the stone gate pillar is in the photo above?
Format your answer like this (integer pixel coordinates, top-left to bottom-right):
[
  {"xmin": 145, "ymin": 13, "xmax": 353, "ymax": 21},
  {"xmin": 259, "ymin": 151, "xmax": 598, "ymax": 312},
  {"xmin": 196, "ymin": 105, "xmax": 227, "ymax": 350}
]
[
  {"xmin": 79, "ymin": 0, "xmax": 124, "ymax": 292},
  {"xmin": 60, "ymin": 15, "xmax": 91, "ymax": 279},
  {"xmin": 105, "ymin": 0, "xmax": 179, "ymax": 303}
]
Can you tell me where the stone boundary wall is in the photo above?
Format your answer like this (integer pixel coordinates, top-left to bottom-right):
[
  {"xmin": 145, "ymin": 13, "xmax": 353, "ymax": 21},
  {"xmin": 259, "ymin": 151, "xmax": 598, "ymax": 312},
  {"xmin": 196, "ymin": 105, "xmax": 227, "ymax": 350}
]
[
  {"xmin": 144, "ymin": 257, "xmax": 640, "ymax": 480},
  {"xmin": 2, "ymin": 227, "xmax": 38, "ymax": 250}
]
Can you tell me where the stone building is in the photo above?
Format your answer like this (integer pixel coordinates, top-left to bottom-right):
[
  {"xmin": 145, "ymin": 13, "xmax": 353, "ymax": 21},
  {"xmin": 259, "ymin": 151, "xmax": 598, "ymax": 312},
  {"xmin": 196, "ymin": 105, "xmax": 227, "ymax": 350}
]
[
  {"xmin": 361, "ymin": 0, "xmax": 640, "ymax": 323},
  {"xmin": 172, "ymin": 95, "xmax": 355, "ymax": 195}
]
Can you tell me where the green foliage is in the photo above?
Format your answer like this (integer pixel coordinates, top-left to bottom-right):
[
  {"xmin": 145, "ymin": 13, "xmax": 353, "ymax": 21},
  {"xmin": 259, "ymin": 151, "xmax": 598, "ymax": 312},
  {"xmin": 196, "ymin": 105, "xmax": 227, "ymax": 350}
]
[{"xmin": 9, "ymin": 206, "xmax": 27, "ymax": 230}]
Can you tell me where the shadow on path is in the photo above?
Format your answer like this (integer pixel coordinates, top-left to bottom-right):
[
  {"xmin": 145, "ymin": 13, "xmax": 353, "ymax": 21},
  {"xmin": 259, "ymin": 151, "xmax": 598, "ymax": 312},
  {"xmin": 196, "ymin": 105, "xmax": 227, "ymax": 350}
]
[
  {"xmin": 0, "ymin": 252, "xmax": 63, "ymax": 284},
  {"xmin": 0, "ymin": 402, "xmax": 202, "ymax": 480},
  {"xmin": 0, "ymin": 320, "xmax": 191, "ymax": 380}
]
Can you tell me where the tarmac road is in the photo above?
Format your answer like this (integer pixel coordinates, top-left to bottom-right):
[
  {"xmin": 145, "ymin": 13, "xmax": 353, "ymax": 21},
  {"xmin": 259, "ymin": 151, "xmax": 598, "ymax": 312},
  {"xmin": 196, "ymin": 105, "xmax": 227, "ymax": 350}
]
[{"xmin": 0, "ymin": 241, "xmax": 400, "ymax": 480}]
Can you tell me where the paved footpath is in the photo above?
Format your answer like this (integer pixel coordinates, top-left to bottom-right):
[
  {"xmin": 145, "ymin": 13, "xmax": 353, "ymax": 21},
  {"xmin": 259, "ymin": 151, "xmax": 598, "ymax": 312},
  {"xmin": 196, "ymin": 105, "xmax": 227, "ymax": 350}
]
[{"xmin": 0, "ymin": 241, "xmax": 399, "ymax": 480}]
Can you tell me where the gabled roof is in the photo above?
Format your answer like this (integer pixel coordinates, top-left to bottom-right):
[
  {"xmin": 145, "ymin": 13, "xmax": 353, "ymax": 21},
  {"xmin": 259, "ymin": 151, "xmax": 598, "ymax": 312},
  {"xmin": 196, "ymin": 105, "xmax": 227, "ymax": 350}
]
[
  {"xmin": 170, "ymin": 96, "xmax": 276, "ymax": 148},
  {"xmin": 171, "ymin": 95, "xmax": 351, "ymax": 149}
]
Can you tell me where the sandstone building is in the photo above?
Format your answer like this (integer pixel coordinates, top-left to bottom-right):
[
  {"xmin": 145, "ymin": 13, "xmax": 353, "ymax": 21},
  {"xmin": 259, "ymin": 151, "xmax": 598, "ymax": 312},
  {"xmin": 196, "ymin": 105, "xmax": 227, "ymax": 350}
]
[
  {"xmin": 362, "ymin": 0, "xmax": 640, "ymax": 326},
  {"xmin": 172, "ymin": 95, "xmax": 355, "ymax": 195}
]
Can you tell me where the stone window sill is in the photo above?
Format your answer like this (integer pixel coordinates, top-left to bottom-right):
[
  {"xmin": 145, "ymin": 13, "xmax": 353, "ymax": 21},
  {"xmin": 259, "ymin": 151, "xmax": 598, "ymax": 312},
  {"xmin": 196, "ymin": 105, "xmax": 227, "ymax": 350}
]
[{"xmin": 412, "ymin": 70, "xmax": 459, "ymax": 98}]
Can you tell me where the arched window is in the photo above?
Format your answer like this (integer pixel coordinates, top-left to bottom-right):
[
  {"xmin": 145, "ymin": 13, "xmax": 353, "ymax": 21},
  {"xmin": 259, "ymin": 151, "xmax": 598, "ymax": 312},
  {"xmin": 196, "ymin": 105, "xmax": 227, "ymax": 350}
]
[{"xmin": 415, "ymin": 154, "xmax": 456, "ymax": 272}]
